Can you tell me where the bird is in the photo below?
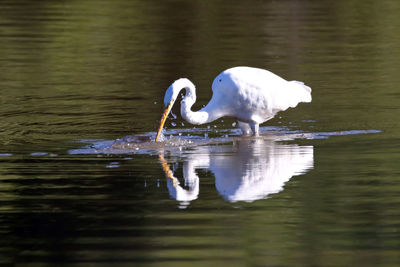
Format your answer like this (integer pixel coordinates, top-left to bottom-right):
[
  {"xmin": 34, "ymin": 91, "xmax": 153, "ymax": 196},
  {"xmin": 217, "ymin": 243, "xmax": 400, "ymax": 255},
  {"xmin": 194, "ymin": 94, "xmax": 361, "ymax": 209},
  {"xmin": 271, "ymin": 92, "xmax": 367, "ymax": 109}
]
[{"xmin": 155, "ymin": 66, "xmax": 311, "ymax": 141}]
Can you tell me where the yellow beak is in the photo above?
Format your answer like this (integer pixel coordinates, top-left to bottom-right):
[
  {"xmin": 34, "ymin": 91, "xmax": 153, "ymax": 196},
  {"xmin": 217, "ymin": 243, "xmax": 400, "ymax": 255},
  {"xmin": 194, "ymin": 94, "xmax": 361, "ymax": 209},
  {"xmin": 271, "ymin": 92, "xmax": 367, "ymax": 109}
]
[
  {"xmin": 158, "ymin": 154, "xmax": 179, "ymax": 187},
  {"xmin": 155, "ymin": 99, "xmax": 174, "ymax": 142}
]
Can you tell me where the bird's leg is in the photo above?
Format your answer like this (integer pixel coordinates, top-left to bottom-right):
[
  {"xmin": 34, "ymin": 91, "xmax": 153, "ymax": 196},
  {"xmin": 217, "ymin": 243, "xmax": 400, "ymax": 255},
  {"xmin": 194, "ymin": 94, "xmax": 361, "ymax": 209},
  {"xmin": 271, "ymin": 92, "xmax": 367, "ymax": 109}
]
[
  {"xmin": 238, "ymin": 121, "xmax": 252, "ymax": 135},
  {"xmin": 250, "ymin": 122, "xmax": 259, "ymax": 136}
]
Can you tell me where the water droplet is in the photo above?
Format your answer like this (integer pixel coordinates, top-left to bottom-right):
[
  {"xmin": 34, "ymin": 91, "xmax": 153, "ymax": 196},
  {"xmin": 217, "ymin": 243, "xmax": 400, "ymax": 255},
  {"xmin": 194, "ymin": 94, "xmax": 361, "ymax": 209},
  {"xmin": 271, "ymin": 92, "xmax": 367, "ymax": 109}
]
[
  {"xmin": 232, "ymin": 122, "xmax": 237, "ymax": 127},
  {"xmin": 181, "ymin": 122, "xmax": 184, "ymax": 126},
  {"xmin": 154, "ymin": 101, "xmax": 157, "ymax": 104},
  {"xmin": 178, "ymin": 133, "xmax": 182, "ymax": 136},
  {"xmin": 171, "ymin": 122, "xmax": 177, "ymax": 127},
  {"xmin": 207, "ymin": 125, "xmax": 210, "ymax": 129}
]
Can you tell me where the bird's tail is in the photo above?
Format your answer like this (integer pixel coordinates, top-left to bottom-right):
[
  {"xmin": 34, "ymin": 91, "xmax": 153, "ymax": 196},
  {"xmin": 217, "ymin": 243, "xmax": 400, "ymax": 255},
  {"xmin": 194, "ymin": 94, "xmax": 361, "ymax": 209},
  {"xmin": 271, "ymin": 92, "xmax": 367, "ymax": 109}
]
[
  {"xmin": 272, "ymin": 80, "xmax": 312, "ymax": 111},
  {"xmin": 289, "ymin": 80, "xmax": 312, "ymax": 103}
]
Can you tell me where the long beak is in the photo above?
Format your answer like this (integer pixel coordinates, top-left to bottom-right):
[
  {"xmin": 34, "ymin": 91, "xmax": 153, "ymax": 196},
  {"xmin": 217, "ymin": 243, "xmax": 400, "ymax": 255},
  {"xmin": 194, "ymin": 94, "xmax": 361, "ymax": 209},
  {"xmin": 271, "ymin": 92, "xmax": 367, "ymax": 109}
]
[
  {"xmin": 158, "ymin": 154, "xmax": 173, "ymax": 178},
  {"xmin": 158, "ymin": 154, "xmax": 179, "ymax": 187},
  {"xmin": 155, "ymin": 99, "xmax": 174, "ymax": 142}
]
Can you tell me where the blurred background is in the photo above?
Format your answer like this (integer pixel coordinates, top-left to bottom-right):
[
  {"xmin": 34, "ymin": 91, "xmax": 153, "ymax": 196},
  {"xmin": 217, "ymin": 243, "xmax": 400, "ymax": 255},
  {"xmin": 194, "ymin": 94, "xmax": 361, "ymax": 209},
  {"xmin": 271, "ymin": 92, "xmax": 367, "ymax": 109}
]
[{"xmin": 1, "ymin": 0, "xmax": 400, "ymax": 265}]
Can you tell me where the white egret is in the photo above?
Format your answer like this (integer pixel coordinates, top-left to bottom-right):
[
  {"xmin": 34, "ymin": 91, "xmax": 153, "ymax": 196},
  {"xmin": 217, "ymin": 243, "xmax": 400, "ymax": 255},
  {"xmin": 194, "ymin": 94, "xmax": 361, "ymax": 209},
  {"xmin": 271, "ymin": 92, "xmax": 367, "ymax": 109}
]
[{"xmin": 155, "ymin": 66, "xmax": 311, "ymax": 141}]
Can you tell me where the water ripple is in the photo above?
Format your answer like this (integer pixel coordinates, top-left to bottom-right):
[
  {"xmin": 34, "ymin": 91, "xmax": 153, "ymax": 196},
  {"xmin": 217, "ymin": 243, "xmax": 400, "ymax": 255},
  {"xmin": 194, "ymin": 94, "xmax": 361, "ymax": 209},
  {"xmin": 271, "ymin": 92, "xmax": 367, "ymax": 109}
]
[{"xmin": 69, "ymin": 127, "xmax": 382, "ymax": 155}]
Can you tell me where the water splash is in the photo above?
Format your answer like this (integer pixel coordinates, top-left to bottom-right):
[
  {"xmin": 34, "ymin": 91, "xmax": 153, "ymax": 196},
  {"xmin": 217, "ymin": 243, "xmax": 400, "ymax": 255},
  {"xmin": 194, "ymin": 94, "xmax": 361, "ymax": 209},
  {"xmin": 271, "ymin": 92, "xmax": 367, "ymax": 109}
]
[
  {"xmin": 68, "ymin": 127, "xmax": 382, "ymax": 156},
  {"xmin": 170, "ymin": 111, "xmax": 177, "ymax": 119}
]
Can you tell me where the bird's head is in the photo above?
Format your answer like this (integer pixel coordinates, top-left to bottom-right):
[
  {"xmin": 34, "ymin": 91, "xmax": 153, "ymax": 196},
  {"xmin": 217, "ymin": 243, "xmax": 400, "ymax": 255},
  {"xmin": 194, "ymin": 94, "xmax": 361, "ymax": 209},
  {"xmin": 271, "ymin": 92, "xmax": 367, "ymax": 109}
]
[
  {"xmin": 156, "ymin": 79, "xmax": 193, "ymax": 142},
  {"xmin": 163, "ymin": 84, "xmax": 175, "ymax": 107}
]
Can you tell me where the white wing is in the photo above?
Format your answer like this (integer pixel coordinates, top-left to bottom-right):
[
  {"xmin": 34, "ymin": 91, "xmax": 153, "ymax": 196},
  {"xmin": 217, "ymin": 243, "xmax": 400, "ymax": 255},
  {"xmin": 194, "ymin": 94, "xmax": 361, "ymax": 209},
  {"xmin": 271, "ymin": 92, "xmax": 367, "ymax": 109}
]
[{"xmin": 210, "ymin": 67, "xmax": 311, "ymax": 123}]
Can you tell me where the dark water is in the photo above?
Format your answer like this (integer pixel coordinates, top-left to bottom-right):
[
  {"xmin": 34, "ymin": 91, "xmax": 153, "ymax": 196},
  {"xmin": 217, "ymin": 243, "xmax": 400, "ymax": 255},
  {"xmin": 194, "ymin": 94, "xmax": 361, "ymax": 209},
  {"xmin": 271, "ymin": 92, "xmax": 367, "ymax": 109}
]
[{"xmin": 1, "ymin": 0, "xmax": 400, "ymax": 265}]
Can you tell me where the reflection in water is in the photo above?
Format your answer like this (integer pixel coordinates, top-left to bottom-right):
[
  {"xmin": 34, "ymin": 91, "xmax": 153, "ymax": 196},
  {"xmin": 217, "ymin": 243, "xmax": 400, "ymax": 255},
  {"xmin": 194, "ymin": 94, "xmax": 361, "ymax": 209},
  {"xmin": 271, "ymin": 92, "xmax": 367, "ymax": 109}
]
[
  {"xmin": 159, "ymin": 154, "xmax": 199, "ymax": 203},
  {"xmin": 69, "ymin": 128, "xmax": 380, "ymax": 204},
  {"xmin": 159, "ymin": 138, "xmax": 314, "ymax": 203}
]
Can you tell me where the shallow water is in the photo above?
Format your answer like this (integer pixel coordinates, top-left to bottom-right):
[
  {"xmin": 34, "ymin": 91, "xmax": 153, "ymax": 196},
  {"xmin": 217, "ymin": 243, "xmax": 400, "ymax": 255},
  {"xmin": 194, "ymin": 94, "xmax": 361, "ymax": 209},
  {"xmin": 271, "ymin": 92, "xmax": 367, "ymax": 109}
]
[{"xmin": 1, "ymin": 0, "xmax": 400, "ymax": 265}]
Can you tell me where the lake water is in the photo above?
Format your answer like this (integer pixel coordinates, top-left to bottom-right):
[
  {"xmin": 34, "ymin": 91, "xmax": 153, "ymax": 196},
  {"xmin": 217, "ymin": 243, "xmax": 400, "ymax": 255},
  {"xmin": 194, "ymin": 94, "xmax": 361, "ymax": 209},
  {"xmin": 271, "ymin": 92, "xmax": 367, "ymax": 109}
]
[{"xmin": 1, "ymin": 0, "xmax": 400, "ymax": 265}]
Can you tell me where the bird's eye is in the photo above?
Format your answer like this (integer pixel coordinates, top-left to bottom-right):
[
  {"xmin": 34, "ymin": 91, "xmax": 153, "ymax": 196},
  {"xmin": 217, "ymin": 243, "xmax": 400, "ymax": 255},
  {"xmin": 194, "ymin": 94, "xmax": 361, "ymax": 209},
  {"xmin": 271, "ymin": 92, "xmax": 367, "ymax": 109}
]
[{"xmin": 219, "ymin": 79, "xmax": 222, "ymax": 82}]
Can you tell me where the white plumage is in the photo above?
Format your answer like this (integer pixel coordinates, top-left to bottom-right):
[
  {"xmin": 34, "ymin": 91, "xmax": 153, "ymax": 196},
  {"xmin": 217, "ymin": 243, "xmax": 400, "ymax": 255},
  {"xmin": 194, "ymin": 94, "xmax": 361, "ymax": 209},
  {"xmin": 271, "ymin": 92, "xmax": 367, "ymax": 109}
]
[{"xmin": 156, "ymin": 66, "xmax": 311, "ymax": 141}]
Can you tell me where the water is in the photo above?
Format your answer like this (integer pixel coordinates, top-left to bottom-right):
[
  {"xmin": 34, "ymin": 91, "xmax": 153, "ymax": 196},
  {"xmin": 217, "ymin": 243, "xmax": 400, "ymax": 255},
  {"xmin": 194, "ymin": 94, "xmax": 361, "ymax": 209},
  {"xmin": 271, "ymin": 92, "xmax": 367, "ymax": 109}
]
[{"xmin": 1, "ymin": 0, "xmax": 400, "ymax": 265}]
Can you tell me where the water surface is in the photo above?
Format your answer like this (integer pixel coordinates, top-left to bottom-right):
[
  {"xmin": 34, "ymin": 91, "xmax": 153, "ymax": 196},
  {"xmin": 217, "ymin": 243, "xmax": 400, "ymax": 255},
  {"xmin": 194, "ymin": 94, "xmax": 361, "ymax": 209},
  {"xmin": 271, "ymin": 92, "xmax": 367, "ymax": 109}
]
[{"xmin": 1, "ymin": 0, "xmax": 400, "ymax": 265}]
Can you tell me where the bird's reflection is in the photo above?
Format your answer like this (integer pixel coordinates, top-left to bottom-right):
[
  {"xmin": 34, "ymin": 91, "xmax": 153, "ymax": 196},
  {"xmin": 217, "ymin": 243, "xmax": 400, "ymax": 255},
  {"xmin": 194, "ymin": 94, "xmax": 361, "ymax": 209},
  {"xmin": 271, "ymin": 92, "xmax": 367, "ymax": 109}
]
[
  {"xmin": 159, "ymin": 137, "xmax": 313, "ymax": 203},
  {"xmin": 159, "ymin": 154, "xmax": 200, "ymax": 203}
]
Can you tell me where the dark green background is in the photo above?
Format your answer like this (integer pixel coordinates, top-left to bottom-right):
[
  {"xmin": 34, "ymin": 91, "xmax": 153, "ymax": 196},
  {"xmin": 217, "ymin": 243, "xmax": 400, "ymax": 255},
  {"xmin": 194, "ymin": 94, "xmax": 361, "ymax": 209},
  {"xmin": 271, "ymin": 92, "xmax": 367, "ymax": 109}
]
[{"xmin": 1, "ymin": 0, "xmax": 400, "ymax": 265}]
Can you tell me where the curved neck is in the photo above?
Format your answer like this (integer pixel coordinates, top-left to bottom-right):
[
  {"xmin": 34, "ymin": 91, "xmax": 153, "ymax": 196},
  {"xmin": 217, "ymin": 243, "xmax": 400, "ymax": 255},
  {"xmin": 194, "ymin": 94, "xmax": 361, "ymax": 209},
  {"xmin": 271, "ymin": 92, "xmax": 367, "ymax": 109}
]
[
  {"xmin": 169, "ymin": 78, "xmax": 222, "ymax": 125},
  {"xmin": 180, "ymin": 81, "xmax": 218, "ymax": 125}
]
